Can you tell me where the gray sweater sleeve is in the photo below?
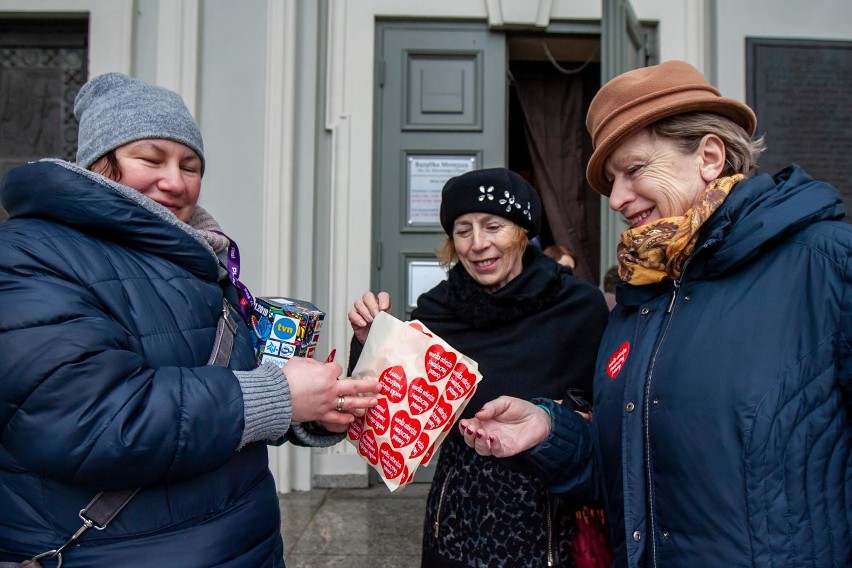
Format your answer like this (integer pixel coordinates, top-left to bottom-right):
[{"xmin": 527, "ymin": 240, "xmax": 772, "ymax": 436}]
[{"xmin": 233, "ymin": 363, "xmax": 291, "ymax": 448}]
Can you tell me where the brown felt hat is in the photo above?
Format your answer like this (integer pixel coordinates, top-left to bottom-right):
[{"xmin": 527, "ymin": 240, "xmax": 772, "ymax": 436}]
[{"xmin": 585, "ymin": 60, "xmax": 756, "ymax": 196}]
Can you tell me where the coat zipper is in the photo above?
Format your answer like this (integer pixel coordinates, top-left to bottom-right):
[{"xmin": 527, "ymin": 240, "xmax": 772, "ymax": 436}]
[
  {"xmin": 433, "ymin": 467, "xmax": 454, "ymax": 538},
  {"xmin": 643, "ymin": 247, "xmax": 706, "ymax": 567},
  {"xmin": 666, "ymin": 278, "xmax": 680, "ymax": 313},
  {"xmin": 546, "ymin": 491, "xmax": 554, "ymax": 566}
]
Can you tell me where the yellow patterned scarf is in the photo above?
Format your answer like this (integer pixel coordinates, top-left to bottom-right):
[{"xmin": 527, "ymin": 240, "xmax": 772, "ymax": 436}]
[{"xmin": 617, "ymin": 174, "xmax": 744, "ymax": 285}]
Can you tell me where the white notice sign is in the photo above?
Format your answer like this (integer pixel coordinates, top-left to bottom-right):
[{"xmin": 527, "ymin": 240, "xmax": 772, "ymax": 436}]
[{"xmin": 407, "ymin": 156, "xmax": 476, "ymax": 225}]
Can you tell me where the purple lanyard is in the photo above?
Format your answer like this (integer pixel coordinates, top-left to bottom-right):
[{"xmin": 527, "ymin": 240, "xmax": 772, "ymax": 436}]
[{"xmin": 213, "ymin": 231, "xmax": 254, "ymax": 324}]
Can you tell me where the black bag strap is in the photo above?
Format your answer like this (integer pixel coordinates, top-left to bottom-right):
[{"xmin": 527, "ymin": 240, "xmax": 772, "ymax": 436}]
[
  {"xmin": 79, "ymin": 488, "xmax": 141, "ymax": 529},
  {"xmin": 12, "ymin": 300, "xmax": 237, "ymax": 567},
  {"xmin": 11, "ymin": 488, "xmax": 140, "ymax": 567}
]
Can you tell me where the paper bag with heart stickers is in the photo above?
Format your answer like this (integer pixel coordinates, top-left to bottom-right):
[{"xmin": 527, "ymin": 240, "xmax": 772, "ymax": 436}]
[{"xmin": 346, "ymin": 312, "xmax": 482, "ymax": 491}]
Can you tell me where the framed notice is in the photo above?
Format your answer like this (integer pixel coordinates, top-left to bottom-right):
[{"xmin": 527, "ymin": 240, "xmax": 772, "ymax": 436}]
[
  {"xmin": 407, "ymin": 260, "xmax": 447, "ymax": 308},
  {"xmin": 407, "ymin": 155, "xmax": 476, "ymax": 226}
]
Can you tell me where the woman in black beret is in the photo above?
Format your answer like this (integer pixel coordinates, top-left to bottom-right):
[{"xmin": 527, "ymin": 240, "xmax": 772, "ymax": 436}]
[{"xmin": 349, "ymin": 167, "xmax": 609, "ymax": 567}]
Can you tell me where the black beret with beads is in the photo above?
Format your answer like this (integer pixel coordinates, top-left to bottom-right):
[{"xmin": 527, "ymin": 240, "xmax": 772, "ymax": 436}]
[{"xmin": 439, "ymin": 167, "xmax": 542, "ymax": 237}]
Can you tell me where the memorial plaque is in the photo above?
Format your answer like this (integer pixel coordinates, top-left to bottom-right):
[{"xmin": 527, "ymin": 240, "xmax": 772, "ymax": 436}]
[{"xmin": 747, "ymin": 38, "xmax": 852, "ymax": 219}]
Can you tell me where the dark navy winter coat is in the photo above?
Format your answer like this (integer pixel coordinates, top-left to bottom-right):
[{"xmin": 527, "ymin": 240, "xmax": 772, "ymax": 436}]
[
  {"xmin": 530, "ymin": 166, "xmax": 852, "ymax": 567},
  {"xmin": 0, "ymin": 161, "xmax": 284, "ymax": 566}
]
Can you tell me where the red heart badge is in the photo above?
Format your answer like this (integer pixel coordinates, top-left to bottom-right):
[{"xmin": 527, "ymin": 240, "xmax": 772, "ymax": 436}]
[
  {"xmin": 445, "ymin": 363, "xmax": 476, "ymax": 401},
  {"xmin": 379, "ymin": 365, "xmax": 407, "ymax": 403},
  {"xmin": 409, "ymin": 431, "xmax": 431, "ymax": 460},
  {"xmin": 425, "ymin": 395, "xmax": 453, "ymax": 430},
  {"xmin": 425, "ymin": 345, "xmax": 457, "ymax": 382},
  {"xmin": 358, "ymin": 429, "xmax": 378, "ymax": 465},
  {"xmin": 607, "ymin": 342, "xmax": 630, "ymax": 379},
  {"xmin": 408, "ymin": 377, "xmax": 439, "ymax": 415},
  {"xmin": 389, "ymin": 409, "xmax": 422, "ymax": 449},
  {"xmin": 366, "ymin": 397, "xmax": 390, "ymax": 435},
  {"xmin": 379, "ymin": 442, "xmax": 405, "ymax": 479},
  {"xmin": 409, "ymin": 322, "xmax": 433, "ymax": 338},
  {"xmin": 420, "ymin": 442, "xmax": 436, "ymax": 465},
  {"xmin": 347, "ymin": 416, "xmax": 364, "ymax": 441}
]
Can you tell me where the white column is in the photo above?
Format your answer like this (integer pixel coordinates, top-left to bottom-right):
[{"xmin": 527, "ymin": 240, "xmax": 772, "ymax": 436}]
[
  {"xmin": 260, "ymin": 0, "xmax": 306, "ymax": 493},
  {"xmin": 155, "ymin": 0, "xmax": 199, "ymax": 114}
]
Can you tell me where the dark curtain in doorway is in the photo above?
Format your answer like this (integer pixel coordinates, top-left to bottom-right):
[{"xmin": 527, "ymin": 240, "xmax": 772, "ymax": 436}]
[{"xmin": 510, "ymin": 63, "xmax": 601, "ymax": 284}]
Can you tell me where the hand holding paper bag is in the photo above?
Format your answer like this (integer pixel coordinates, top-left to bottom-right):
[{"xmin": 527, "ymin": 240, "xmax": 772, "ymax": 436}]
[{"xmin": 346, "ymin": 312, "xmax": 482, "ymax": 491}]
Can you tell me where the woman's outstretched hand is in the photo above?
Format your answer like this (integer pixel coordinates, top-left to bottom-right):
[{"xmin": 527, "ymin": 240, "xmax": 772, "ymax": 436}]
[
  {"xmin": 348, "ymin": 291, "xmax": 392, "ymax": 344},
  {"xmin": 458, "ymin": 396, "xmax": 552, "ymax": 458}
]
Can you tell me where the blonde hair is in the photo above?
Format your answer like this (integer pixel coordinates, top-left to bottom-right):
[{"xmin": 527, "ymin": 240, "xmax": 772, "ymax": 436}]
[{"xmin": 435, "ymin": 223, "xmax": 529, "ymax": 268}]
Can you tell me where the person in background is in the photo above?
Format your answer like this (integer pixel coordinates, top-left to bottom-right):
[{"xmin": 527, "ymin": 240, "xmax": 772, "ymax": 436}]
[
  {"xmin": 349, "ymin": 167, "xmax": 609, "ymax": 567},
  {"xmin": 601, "ymin": 266, "xmax": 619, "ymax": 311},
  {"xmin": 459, "ymin": 61, "xmax": 851, "ymax": 567},
  {"xmin": 0, "ymin": 72, "xmax": 378, "ymax": 566},
  {"xmin": 543, "ymin": 243, "xmax": 577, "ymax": 270}
]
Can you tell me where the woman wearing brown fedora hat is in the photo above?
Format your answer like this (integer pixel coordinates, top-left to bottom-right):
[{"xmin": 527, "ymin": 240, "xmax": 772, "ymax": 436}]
[{"xmin": 458, "ymin": 60, "xmax": 851, "ymax": 567}]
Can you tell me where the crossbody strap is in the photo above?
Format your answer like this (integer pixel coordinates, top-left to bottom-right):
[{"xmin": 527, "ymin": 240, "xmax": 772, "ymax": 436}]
[
  {"xmin": 208, "ymin": 299, "xmax": 238, "ymax": 366},
  {"xmin": 20, "ymin": 488, "xmax": 140, "ymax": 567}
]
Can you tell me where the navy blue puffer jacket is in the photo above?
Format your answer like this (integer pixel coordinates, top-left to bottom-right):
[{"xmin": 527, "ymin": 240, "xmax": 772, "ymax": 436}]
[
  {"xmin": 0, "ymin": 161, "xmax": 284, "ymax": 566},
  {"xmin": 530, "ymin": 166, "xmax": 852, "ymax": 567}
]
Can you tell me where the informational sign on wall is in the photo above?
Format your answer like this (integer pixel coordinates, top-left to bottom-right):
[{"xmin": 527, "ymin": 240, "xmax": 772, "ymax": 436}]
[
  {"xmin": 407, "ymin": 260, "xmax": 447, "ymax": 308},
  {"xmin": 407, "ymin": 155, "xmax": 476, "ymax": 225}
]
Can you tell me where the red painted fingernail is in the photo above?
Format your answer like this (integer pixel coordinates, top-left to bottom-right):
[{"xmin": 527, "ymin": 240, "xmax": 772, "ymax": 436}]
[{"xmin": 476, "ymin": 432, "xmax": 482, "ymax": 439}]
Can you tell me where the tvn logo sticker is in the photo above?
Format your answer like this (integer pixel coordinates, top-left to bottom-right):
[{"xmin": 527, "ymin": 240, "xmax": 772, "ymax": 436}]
[{"xmin": 272, "ymin": 315, "xmax": 299, "ymax": 343}]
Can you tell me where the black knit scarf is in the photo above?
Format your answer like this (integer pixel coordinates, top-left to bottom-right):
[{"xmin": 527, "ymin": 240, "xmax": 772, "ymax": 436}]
[{"xmin": 443, "ymin": 248, "xmax": 564, "ymax": 328}]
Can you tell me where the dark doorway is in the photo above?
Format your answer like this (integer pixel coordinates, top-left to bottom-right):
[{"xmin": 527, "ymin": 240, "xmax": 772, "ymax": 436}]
[{"xmin": 507, "ymin": 34, "xmax": 602, "ymax": 284}]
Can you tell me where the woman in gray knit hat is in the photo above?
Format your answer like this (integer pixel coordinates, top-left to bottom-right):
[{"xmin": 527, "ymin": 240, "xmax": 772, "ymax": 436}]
[{"xmin": 0, "ymin": 72, "xmax": 378, "ymax": 567}]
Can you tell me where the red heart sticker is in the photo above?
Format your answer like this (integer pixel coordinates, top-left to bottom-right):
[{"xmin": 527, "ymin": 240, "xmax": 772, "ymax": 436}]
[
  {"xmin": 389, "ymin": 409, "xmax": 422, "ymax": 449},
  {"xmin": 366, "ymin": 397, "xmax": 390, "ymax": 435},
  {"xmin": 402, "ymin": 465, "xmax": 414, "ymax": 485},
  {"xmin": 607, "ymin": 342, "xmax": 630, "ymax": 379},
  {"xmin": 425, "ymin": 345, "xmax": 457, "ymax": 382},
  {"xmin": 409, "ymin": 432, "xmax": 431, "ymax": 460},
  {"xmin": 445, "ymin": 363, "xmax": 476, "ymax": 401},
  {"xmin": 379, "ymin": 366, "xmax": 407, "ymax": 403},
  {"xmin": 379, "ymin": 442, "xmax": 405, "ymax": 479},
  {"xmin": 425, "ymin": 395, "xmax": 453, "ymax": 430},
  {"xmin": 408, "ymin": 377, "xmax": 439, "ymax": 415},
  {"xmin": 409, "ymin": 322, "xmax": 433, "ymax": 338},
  {"xmin": 358, "ymin": 429, "xmax": 378, "ymax": 465},
  {"xmin": 420, "ymin": 442, "xmax": 436, "ymax": 465},
  {"xmin": 347, "ymin": 416, "xmax": 364, "ymax": 441}
]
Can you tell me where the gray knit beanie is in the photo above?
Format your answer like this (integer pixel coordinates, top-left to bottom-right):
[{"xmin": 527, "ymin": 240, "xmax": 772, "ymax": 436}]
[{"xmin": 74, "ymin": 72, "xmax": 205, "ymax": 174}]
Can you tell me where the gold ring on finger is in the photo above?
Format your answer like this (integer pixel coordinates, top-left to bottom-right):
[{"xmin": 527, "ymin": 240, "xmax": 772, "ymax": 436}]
[{"xmin": 336, "ymin": 395, "xmax": 345, "ymax": 412}]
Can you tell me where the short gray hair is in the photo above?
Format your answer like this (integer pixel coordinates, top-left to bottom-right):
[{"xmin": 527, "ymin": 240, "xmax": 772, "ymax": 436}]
[{"xmin": 652, "ymin": 112, "xmax": 766, "ymax": 177}]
